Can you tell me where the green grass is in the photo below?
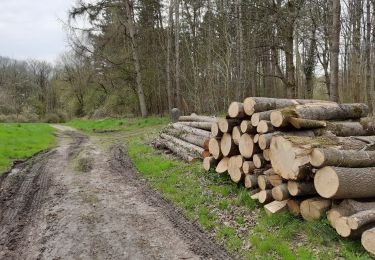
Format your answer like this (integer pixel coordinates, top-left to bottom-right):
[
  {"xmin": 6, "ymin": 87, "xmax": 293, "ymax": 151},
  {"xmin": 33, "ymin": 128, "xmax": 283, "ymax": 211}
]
[
  {"xmin": 127, "ymin": 138, "xmax": 371, "ymax": 259},
  {"xmin": 0, "ymin": 123, "xmax": 55, "ymax": 172},
  {"xmin": 66, "ymin": 117, "xmax": 169, "ymax": 133}
]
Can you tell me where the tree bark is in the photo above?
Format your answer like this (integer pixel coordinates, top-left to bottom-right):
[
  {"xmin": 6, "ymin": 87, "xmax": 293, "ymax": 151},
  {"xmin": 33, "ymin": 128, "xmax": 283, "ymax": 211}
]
[
  {"xmin": 287, "ymin": 181, "xmax": 316, "ymax": 196},
  {"xmin": 179, "ymin": 114, "xmax": 217, "ymax": 122},
  {"xmin": 310, "ymin": 148, "xmax": 375, "ymax": 168},
  {"xmin": 172, "ymin": 123, "xmax": 211, "ymax": 138},
  {"xmin": 314, "ymin": 166, "xmax": 375, "ymax": 199},
  {"xmin": 329, "ymin": 0, "xmax": 341, "ymax": 102},
  {"xmin": 179, "ymin": 121, "xmax": 213, "ymax": 131}
]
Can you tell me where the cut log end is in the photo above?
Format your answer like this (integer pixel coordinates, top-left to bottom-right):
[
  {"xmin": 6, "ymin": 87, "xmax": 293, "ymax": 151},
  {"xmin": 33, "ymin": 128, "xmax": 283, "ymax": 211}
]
[
  {"xmin": 362, "ymin": 228, "xmax": 375, "ymax": 255},
  {"xmin": 216, "ymin": 157, "xmax": 229, "ymax": 173},
  {"xmin": 239, "ymin": 134, "xmax": 255, "ymax": 158},
  {"xmin": 253, "ymin": 154, "xmax": 266, "ymax": 168},
  {"xmin": 264, "ymin": 200, "xmax": 288, "ymax": 216},
  {"xmin": 243, "ymin": 97, "xmax": 256, "ymax": 115},
  {"xmin": 314, "ymin": 166, "xmax": 340, "ymax": 199},
  {"xmin": 228, "ymin": 102, "xmax": 244, "ymax": 118},
  {"xmin": 258, "ymin": 190, "xmax": 273, "ymax": 204},
  {"xmin": 203, "ymin": 157, "xmax": 217, "ymax": 171},
  {"xmin": 300, "ymin": 198, "xmax": 331, "ymax": 221},
  {"xmin": 208, "ymin": 138, "xmax": 222, "ymax": 159},
  {"xmin": 211, "ymin": 123, "xmax": 222, "ymax": 137},
  {"xmin": 221, "ymin": 133, "xmax": 239, "ymax": 157},
  {"xmin": 232, "ymin": 126, "xmax": 242, "ymax": 145},
  {"xmin": 310, "ymin": 148, "xmax": 325, "ymax": 168},
  {"xmin": 270, "ymin": 111, "xmax": 286, "ymax": 127},
  {"xmin": 335, "ymin": 217, "xmax": 352, "ymax": 237}
]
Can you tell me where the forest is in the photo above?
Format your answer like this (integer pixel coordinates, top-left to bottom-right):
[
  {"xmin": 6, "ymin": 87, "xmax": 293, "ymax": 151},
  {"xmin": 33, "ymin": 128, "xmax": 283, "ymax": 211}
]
[{"xmin": 0, "ymin": 0, "xmax": 374, "ymax": 120}]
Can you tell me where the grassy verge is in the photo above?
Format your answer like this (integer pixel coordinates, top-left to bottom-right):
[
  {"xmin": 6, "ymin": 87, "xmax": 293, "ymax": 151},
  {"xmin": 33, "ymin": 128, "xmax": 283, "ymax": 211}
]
[
  {"xmin": 0, "ymin": 123, "xmax": 55, "ymax": 172},
  {"xmin": 128, "ymin": 138, "xmax": 371, "ymax": 259},
  {"xmin": 66, "ymin": 117, "xmax": 169, "ymax": 133}
]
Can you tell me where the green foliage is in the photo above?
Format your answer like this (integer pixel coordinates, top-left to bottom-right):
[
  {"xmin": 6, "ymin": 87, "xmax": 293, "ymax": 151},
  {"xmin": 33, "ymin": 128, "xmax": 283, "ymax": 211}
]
[{"xmin": 0, "ymin": 123, "xmax": 55, "ymax": 172}]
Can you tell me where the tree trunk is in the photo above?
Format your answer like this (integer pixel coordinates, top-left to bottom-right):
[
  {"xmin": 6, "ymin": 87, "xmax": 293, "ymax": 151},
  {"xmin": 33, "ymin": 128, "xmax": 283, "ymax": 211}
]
[
  {"xmin": 123, "ymin": 0, "xmax": 147, "ymax": 117},
  {"xmin": 310, "ymin": 148, "xmax": 375, "ymax": 168},
  {"xmin": 287, "ymin": 181, "xmax": 316, "ymax": 196},
  {"xmin": 160, "ymin": 133, "xmax": 205, "ymax": 157},
  {"xmin": 257, "ymin": 120, "xmax": 275, "ymax": 134},
  {"xmin": 314, "ymin": 166, "xmax": 375, "ymax": 199},
  {"xmin": 300, "ymin": 197, "xmax": 331, "ymax": 221},
  {"xmin": 258, "ymin": 189, "xmax": 273, "ymax": 204},
  {"xmin": 329, "ymin": 0, "xmax": 341, "ymax": 102},
  {"xmin": 179, "ymin": 114, "xmax": 217, "ymax": 122},
  {"xmin": 179, "ymin": 121, "xmax": 213, "ymax": 131},
  {"xmin": 240, "ymin": 120, "xmax": 257, "ymax": 134},
  {"xmin": 271, "ymin": 183, "xmax": 290, "ymax": 201},
  {"xmin": 166, "ymin": 0, "xmax": 173, "ymax": 111},
  {"xmin": 218, "ymin": 118, "xmax": 241, "ymax": 133},
  {"xmin": 164, "ymin": 128, "xmax": 209, "ymax": 149},
  {"xmin": 251, "ymin": 110, "xmax": 274, "ymax": 127},
  {"xmin": 174, "ymin": 0, "xmax": 181, "ymax": 110},
  {"xmin": 348, "ymin": 210, "xmax": 375, "ymax": 230},
  {"xmin": 156, "ymin": 138, "xmax": 198, "ymax": 162},
  {"xmin": 172, "ymin": 123, "xmax": 211, "ymax": 137}
]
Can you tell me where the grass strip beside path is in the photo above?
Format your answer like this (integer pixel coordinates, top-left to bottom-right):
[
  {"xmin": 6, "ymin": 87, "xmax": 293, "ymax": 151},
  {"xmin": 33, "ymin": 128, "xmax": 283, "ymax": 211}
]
[{"xmin": 0, "ymin": 123, "xmax": 55, "ymax": 172}]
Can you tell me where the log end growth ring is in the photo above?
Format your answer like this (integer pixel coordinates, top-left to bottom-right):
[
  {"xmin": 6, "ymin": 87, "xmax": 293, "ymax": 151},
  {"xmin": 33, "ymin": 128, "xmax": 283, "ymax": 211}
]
[{"xmin": 314, "ymin": 166, "xmax": 339, "ymax": 198}]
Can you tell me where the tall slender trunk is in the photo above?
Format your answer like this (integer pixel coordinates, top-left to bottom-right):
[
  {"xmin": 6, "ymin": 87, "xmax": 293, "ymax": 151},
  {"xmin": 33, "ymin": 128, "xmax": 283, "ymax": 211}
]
[
  {"xmin": 329, "ymin": 0, "xmax": 341, "ymax": 102},
  {"xmin": 123, "ymin": 0, "xmax": 147, "ymax": 117},
  {"xmin": 174, "ymin": 0, "xmax": 181, "ymax": 110},
  {"xmin": 166, "ymin": 1, "xmax": 173, "ymax": 111}
]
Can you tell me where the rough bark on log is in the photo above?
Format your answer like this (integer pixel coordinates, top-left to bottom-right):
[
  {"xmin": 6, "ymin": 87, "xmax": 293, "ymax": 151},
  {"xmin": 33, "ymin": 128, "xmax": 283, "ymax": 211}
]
[
  {"xmin": 264, "ymin": 200, "xmax": 288, "ymax": 216},
  {"xmin": 270, "ymin": 135, "xmax": 371, "ymax": 180},
  {"xmin": 272, "ymin": 183, "xmax": 291, "ymax": 201},
  {"xmin": 179, "ymin": 114, "xmax": 217, "ymax": 123},
  {"xmin": 228, "ymin": 102, "xmax": 245, "ymax": 118},
  {"xmin": 179, "ymin": 121, "xmax": 213, "ymax": 131},
  {"xmin": 203, "ymin": 156, "xmax": 217, "ymax": 171},
  {"xmin": 300, "ymin": 197, "xmax": 331, "ymax": 221},
  {"xmin": 287, "ymin": 181, "xmax": 316, "ymax": 196},
  {"xmin": 221, "ymin": 133, "xmax": 239, "ymax": 157},
  {"xmin": 271, "ymin": 103, "xmax": 369, "ymax": 127},
  {"xmin": 157, "ymin": 138, "xmax": 198, "ymax": 162},
  {"xmin": 315, "ymin": 121, "xmax": 375, "ymax": 137},
  {"xmin": 310, "ymin": 148, "xmax": 375, "ymax": 168},
  {"xmin": 327, "ymin": 200, "xmax": 375, "ymax": 229},
  {"xmin": 208, "ymin": 138, "xmax": 222, "ymax": 159},
  {"xmin": 253, "ymin": 154, "xmax": 266, "ymax": 168},
  {"xmin": 172, "ymin": 123, "xmax": 211, "ymax": 138},
  {"xmin": 335, "ymin": 217, "xmax": 375, "ymax": 238},
  {"xmin": 240, "ymin": 120, "xmax": 257, "ymax": 134},
  {"xmin": 160, "ymin": 133, "xmax": 205, "ymax": 157},
  {"xmin": 242, "ymin": 161, "xmax": 256, "ymax": 174},
  {"xmin": 288, "ymin": 117, "xmax": 327, "ymax": 129},
  {"xmin": 243, "ymin": 97, "xmax": 334, "ymax": 115},
  {"xmin": 314, "ymin": 166, "xmax": 375, "ymax": 199},
  {"xmin": 216, "ymin": 157, "xmax": 229, "ymax": 173},
  {"xmin": 218, "ymin": 118, "xmax": 241, "ymax": 133},
  {"xmin": 258, "ymin": 189, "xmax": 273, "ymax": 204},
  {"xmin": 239, "ymin": 133, "xmax": 260, "ymax": 158},
  {"xmin": 348, "ymin": 210, "xmax": 375, "ymax": 230},
  {"xmin": 251, "ymin": 110, "xmax": 274, "ymax": 127},
  {"xmin": 164, "ymin": 128, "xmax": 209, "ymax": 149},
  {"xmin": 362, "ymin": 227, "xmax": 375, "ymax": 255},
  {"xmin": 232, "ymin": 126, "xmax": 242, "ymax": 145},
  {"xmin": 257, "ymin": 120, "xmax": 275, "ymax": 134},
  {"xmin": 211, "ymin": 122, "xmax": 223, "ymax": 137}
]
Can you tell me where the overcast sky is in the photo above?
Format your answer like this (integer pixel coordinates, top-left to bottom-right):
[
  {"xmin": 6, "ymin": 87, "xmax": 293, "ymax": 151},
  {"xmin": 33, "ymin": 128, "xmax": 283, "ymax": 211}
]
[{"xmin": 0, "ymin": 0, "xmax": 77, "ymax": 63}]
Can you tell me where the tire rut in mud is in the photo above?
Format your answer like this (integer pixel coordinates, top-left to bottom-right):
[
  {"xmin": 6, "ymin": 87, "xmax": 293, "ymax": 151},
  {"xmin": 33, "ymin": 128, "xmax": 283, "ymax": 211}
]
[
  {"xmin": 0, "ymin": 131, "xmax": 87, "ymax": 258},
  {"xmin": 109, "ymin": 144, "xmax": 234, "ymax": 260}
]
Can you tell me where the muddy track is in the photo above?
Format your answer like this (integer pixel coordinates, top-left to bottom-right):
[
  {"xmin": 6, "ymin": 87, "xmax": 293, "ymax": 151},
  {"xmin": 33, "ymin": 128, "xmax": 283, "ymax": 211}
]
[
  {"xmin": 0, "ymin": 129, "xmax": 231, "ymax": 259},
  {"xmin": 109, "ymin": 145, "xmax": 233, "ymax": 259}
]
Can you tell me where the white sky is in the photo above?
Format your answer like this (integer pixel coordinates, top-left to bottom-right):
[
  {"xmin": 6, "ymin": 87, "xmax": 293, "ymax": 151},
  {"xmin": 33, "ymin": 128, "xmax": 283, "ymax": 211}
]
[{"xmin": 0, "ymin": 0, "xmax": 78, "ymax": 63}]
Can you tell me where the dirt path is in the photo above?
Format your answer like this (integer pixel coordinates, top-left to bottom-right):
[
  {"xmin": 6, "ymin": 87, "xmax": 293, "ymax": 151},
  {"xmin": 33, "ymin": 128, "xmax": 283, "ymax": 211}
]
[{"xmin": 0, "ymin": 127, "xmax": 231, "ymax": 260}]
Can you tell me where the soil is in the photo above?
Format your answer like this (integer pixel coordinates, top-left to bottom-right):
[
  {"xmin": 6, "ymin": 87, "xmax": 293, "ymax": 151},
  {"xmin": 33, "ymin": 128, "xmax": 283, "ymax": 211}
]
[{"xmin": 0, "ymin": 126, "xmax": 231, "ymax": 260}]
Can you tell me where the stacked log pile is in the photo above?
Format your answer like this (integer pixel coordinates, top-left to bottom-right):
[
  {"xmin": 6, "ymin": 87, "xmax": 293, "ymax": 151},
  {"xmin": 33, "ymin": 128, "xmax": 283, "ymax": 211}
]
[
  {"xmin": 203, "ymin": 97, "xmax": 375, "ymax": 255},
  {"xmin": 153, "ymin": 113, "xmax": 216, "ymax": 162}
]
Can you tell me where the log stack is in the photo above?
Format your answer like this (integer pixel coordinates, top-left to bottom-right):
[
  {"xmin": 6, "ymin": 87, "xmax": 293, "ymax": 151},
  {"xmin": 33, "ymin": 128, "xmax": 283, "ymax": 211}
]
[
  {"xmin": 153, "ymin": 113, "xmax": 216, "ymax": 162},
  {"xmin": 202, "ymin": 97, "xmax": 375, "ymax": 255}
]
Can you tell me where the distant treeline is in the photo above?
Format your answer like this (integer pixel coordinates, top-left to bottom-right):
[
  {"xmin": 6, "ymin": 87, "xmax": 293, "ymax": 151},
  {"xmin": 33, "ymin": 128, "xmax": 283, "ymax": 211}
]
[{"xmin": 1, "ymin": 0, "xmax": 375, "ymax": 120}]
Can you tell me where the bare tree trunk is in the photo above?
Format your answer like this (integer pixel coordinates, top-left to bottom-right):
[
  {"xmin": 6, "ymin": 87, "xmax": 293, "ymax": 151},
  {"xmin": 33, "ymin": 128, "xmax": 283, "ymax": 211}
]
[
  {"xmin": 174, "ymin": 0, "xmax": 181, "ymax": 110},
  {"xmin": 123, "ymin": 0, "xmax": 148, "ymax": 117},
  {"xmin": 166, "ymin": 1, "xmax": 174, "ymax": 111},
  {"xmin": 330, "ymin": 0, "xmax": 341, "ymax": 102}
]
